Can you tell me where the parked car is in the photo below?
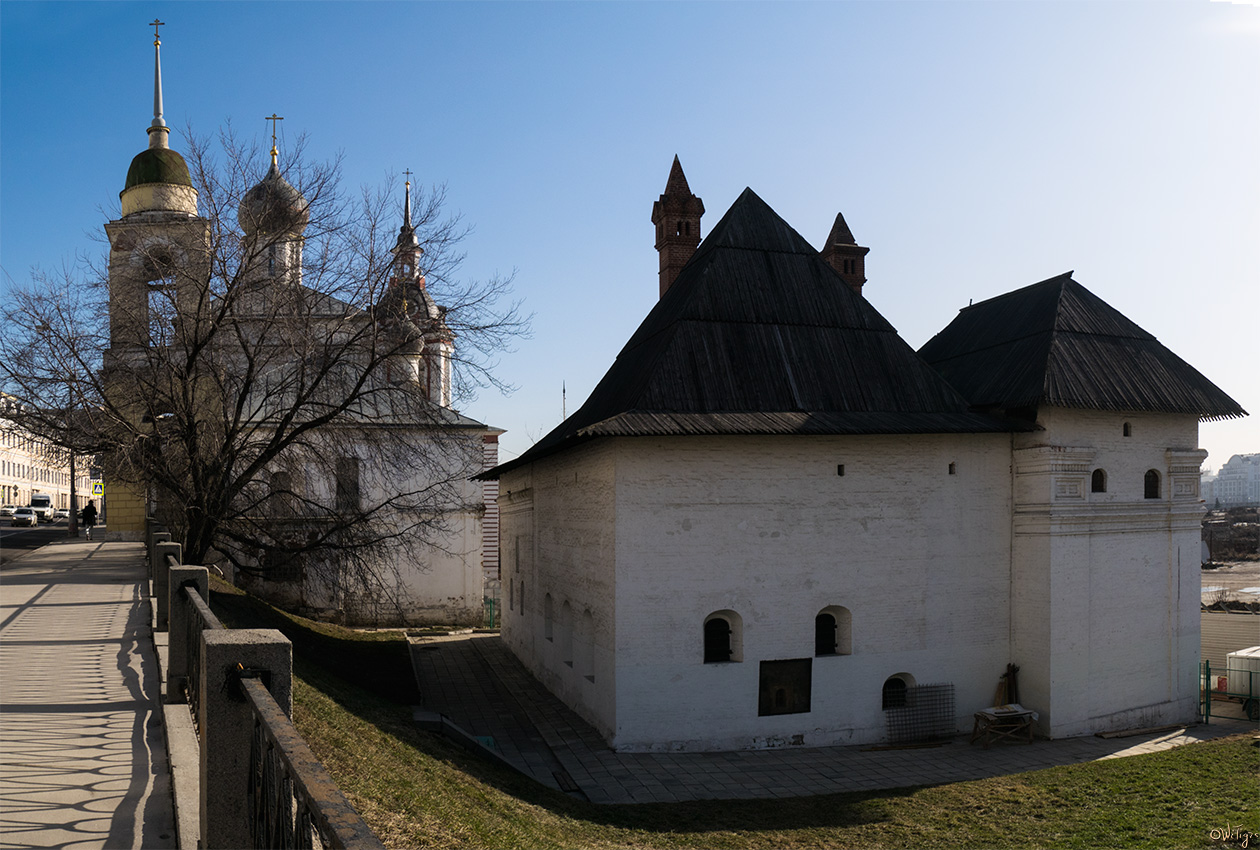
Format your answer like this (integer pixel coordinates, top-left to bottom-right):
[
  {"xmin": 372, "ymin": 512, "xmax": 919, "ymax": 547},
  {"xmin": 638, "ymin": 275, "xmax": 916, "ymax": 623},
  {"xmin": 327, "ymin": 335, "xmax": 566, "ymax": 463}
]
[
  {"xmin": 0, "ymin": 505, "xmax": 16, "ymax": 518},
  {"xmin": 11, "ymin": 507, "xmax": 39, "ymax": 527},
  {"xmin": 55, "ymin": 508, "xmax": 71, "ymax": 519}
]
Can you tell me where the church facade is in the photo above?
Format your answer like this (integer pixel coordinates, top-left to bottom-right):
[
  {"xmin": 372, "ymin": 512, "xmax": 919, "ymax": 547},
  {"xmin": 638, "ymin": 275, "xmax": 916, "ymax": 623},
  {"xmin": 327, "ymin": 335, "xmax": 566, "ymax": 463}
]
[
  {"xmin": 101, "ymin": 30, "xmax": 498, "ymax": 625},
  {"xmin": 484, "ymin": 160, "xmax": 1244, "ymax": 751}
]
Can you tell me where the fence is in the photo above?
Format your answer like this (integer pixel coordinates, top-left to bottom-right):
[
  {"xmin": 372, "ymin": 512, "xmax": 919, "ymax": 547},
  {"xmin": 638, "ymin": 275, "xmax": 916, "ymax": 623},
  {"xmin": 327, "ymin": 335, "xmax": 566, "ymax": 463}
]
[
  {"xmin": 151, "ymin": 523, "xmax": 385, "ymax": 850},
  {"xmin": 1200, "ymin": 659, "xmax": 1260, "ymax": 724}
]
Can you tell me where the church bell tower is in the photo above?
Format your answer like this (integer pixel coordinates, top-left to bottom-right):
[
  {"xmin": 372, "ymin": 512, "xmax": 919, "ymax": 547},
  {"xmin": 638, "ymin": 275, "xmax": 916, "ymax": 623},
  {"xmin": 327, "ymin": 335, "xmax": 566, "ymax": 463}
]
[{"xmin": 101, "ymin": 21, "xmax": 210, "ymax": 539}]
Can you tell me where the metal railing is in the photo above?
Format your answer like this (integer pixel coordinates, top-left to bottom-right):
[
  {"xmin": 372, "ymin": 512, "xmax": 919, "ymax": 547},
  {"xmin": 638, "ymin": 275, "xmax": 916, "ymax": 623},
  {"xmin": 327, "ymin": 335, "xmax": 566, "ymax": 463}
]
[
  {"xmin": 242, "ymin": 675, "xmax": 386, "ymax": 850},
  {"xmin": 160, "ymin": 533, "xmax": 385, "ymax": 850},
  {"xmin": 182, "ymin": 581, "xmax": 224, "ymax": 734}
]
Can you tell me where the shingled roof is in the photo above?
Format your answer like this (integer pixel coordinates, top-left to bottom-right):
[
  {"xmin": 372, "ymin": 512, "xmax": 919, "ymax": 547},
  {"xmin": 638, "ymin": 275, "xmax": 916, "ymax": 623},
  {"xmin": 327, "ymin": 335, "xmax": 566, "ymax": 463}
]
[
  {"xmin": 918, "ymin": 272, "xmax": 1246, "ymax": 420},
  {"xmin": 483, "ymin": 188, "xmax": 1020, "ymax": 478}
]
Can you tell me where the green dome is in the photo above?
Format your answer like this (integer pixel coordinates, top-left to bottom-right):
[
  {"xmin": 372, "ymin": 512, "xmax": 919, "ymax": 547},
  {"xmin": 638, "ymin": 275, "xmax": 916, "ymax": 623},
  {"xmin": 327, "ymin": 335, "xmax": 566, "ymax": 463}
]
[{"xmin": 123, "ymin": 147, "xmax": 193, "ymax": 191}]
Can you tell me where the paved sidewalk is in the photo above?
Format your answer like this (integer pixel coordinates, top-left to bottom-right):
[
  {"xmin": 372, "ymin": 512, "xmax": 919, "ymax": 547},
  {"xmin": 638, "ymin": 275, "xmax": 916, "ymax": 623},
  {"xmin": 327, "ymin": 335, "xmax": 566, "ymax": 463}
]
[
  {"xmin": 411, "ymin": 633, "xmax": 1258, "ymax": 804},
  {"xmin": 0, "ymin": 541, "xmax": 176, "ymax": 849}
]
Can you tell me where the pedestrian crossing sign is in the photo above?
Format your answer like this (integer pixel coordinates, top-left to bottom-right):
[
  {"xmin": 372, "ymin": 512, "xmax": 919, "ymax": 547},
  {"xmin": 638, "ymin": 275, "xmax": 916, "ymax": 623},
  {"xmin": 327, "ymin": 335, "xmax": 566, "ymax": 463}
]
[{"xmin": 91, "ymin": 482, "xmax": 104, "ymax": 496}]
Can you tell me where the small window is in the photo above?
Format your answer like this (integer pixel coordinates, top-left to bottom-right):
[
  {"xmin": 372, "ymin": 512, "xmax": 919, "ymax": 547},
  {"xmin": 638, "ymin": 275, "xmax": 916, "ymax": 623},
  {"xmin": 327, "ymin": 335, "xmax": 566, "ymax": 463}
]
[
  {"xmin": 815, "ymin": 613, "xmax": 837, "ymax": 656},
  {"xmin": 758, "ymin": 659, "xmax": 812, "ymax": 716},
  {"xmin": 703, "ymin": 610, "xmax": 743, "ymax": 663},
  {"xmin": 948, "ymin": 462, "xmax": 957, "ymax": 475},
  {"xmin": 816, "ymin": 606, "xmax": 852, "ymax": 656},
  {"xmin": 837, "ymin": 464, "xmax": 845, "ymax": 476},
  {"xmin": 1091, "ymin": 469, "xmax": 1106, "ymax": 493},
  {"xmin": 704, "ymin": 617, "xmax": 732, "ymax": 663},
  {"xmin": 335, "ymin": 457, "xmax": 360, "ymax": 512},
  {"xmin": 882, "ymin": 675, "xmax": 911, "ymax": 710},
  {"xmin": 1144, "ymin": 469, "xmax": 1161, "ymax": 499},
  {"xmin": 1123, "ymin": 422, "xmax": 1132, "ymax": 437}
]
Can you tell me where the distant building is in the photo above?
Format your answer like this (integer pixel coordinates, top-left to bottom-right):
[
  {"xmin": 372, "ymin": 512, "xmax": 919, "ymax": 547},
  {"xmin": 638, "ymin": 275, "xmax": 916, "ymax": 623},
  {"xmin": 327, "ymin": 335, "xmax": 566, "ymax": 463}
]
[
  {"xmin": 1, "ymin": 395, "xmax": 92, "ymax": 511},
  {"xmin": 1212, "ymin": 454, "xmax": 1260, "ymax": 507},
  {"xmin": 482, "ymin": 160, "xmax": 1247, "ymax": 751}
]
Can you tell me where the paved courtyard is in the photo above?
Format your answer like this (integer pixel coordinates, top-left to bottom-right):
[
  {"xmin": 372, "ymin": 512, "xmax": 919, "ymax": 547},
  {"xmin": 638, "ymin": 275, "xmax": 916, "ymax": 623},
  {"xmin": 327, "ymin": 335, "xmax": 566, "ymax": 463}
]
[{"xmin": 410, "ymin": 632, "xmax": 1256, "ymax": 804}]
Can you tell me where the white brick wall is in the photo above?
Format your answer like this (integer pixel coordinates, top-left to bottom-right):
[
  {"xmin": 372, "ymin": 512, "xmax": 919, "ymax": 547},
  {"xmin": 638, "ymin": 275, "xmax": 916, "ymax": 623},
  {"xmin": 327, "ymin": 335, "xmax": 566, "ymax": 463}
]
[{"xmin": 499, "ymin": 411, "xmax": 1206, "ymax": 750}]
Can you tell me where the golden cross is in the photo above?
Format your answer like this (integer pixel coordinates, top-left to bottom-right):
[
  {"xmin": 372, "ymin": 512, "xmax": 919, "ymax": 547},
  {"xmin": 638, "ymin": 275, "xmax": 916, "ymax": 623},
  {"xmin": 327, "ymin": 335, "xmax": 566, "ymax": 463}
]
[
  {"xmin": 265, "ymin": 113, "xmax": 284, "ymax": 163},
  {"xmin": 265, "ymin": 113, "xmax": 284, "ymax": 148},
  {"xmin": 403, "ymin": 168, "xmax": 413, "ymax": 186},
  {"xmin": 150, "ymin": 18, "xmax": 165, "ymax": 46}
]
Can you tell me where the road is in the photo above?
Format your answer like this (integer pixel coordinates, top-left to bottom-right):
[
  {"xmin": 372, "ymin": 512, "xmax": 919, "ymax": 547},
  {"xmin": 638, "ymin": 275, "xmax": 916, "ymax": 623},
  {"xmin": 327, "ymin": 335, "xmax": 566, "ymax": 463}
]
[{"xmin": 0, "ymin": 519, "xmax": 82, "ymax": 566}]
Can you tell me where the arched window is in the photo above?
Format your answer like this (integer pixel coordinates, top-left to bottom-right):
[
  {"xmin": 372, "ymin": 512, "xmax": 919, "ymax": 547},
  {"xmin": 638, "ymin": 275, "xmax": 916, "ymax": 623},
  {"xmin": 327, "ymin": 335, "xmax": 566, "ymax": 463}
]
[
  {"xmin": 815, "ymin": 606, "xmax": 852, "ymax": 656},
  {"xmin": 703, "ymin": 610, "xmax": 742, "ymax": 663},
  {"xmin": 1123, "ymin": 422, "xmax": 1132, "ymax": 437},
  {"xmin": 815, "ymin": 613, "xmax": 837, "ymax": 655},
  {"xmin": 544, "ymin": 594, "xmax": 554, "ymax": 641},
  {"xmin": 704, "ymin": 618, "xmax": 731, "ymax": 663},
  {"xmin": 1091, "ymin": 469, "xmax": 1107, "ymax": 493},
  {"xmin": 1144, "ymin": 469, "xmax": 1161, "ymax": 499},
  {"xmin": 882, "ymin": 673, "xmax": 915, "ymax": 710}
]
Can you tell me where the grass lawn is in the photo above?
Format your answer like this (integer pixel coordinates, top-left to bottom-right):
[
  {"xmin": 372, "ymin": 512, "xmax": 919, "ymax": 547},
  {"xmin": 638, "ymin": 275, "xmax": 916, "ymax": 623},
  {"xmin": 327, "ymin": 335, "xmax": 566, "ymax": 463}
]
[{"xmin": 209, "ymin": 579, "xmax": 1260, "ymax": 849}]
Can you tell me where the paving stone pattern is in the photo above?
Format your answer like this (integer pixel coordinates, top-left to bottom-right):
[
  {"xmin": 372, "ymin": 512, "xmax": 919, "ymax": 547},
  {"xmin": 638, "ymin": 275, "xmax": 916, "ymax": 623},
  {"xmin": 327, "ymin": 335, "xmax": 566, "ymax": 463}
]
[{"xmin": 0, "ymin": 541, "xmax": 176, "ymax": 848}]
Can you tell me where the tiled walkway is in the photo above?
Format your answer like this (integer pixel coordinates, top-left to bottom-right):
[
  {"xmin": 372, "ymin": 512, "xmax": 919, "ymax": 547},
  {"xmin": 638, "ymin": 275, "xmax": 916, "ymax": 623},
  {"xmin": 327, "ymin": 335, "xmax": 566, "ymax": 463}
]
[
  {"xmin": 0, "ymin": 542, "xmax": 175, "ymax": 849},
  {"xmin": 410, "ymin": 633, "xmax": 1257, "ymax": 804}
]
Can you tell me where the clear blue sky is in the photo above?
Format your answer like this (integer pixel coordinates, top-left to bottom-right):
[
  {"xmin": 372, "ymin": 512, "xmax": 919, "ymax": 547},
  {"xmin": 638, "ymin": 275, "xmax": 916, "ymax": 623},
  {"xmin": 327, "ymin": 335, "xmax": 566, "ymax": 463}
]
[{"xmin": 2, "ymin": 1, "xmax": 1257, "ymax": 469}]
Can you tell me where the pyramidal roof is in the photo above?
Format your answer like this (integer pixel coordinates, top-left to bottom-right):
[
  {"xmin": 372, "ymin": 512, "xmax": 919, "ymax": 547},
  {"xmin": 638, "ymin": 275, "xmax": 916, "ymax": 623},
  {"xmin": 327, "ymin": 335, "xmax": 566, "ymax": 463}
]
[
  {"xmin": 485, "ymin": 188, "xmax": 1018, "ymax": 477},
  {"xmin": 823, "ymin": 211, "xmax": 857, "ymax": 246},
  {"xmin": 918, "ymin": 273, "xmax": 1246, "ymax": 419},
  {"xmin": 663, "ymin": 154, "xmax": 693, "ymax": 195}
]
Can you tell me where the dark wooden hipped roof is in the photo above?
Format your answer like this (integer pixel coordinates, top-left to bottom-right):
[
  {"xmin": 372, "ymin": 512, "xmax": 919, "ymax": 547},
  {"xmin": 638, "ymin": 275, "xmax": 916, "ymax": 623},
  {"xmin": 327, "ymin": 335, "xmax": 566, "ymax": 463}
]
[
  {"xmin": 918, "ymin": 272, "xmax": 1246, "ymax": 420},
  {"xmin": 483, "ymin": 188, "xmax": 1019, "ymax": 478}
]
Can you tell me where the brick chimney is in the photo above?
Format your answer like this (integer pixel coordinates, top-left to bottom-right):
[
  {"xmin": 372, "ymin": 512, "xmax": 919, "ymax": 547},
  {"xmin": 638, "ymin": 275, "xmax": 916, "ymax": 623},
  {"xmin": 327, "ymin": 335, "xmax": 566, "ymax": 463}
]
[
  {"xmin": 651, "ymin": 156, "xmax": 704, "ymax": 298},
  {"xmin": 820, "ymin": 211, "xmax": 870, "ymax": 295}
]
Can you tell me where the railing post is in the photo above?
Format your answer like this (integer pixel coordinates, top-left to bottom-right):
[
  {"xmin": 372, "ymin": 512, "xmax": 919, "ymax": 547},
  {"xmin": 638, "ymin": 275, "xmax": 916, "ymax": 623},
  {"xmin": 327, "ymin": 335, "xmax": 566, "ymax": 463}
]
[
  {"xmin": 150, "ymin": 529, "xmax": 170, "ymax": 569},
  {"xmin": 153, "ymin": 541, "xmax": 181, "ymax": 632},
  {"xmin": 200, "ymin": 629, "xmax": 292, "ymax": 850},
  {"xmin": 168, "ymin": 565, "xmax": 208, "ymax": 703}
]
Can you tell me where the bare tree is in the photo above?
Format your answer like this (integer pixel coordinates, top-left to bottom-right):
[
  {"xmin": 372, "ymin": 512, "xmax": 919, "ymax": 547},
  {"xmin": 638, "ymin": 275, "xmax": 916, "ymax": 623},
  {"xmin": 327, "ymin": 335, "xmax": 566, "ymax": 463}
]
[{"xmin": 0, "ymin": 128, "xmax": 527, "ymax": 617}]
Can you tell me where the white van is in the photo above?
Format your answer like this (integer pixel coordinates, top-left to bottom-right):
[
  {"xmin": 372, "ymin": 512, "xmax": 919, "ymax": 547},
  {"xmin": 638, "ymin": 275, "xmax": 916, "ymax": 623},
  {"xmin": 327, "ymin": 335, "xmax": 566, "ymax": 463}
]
[{"xmin": 28, "ymin": 494, "xmax": 54, "ymax": 521}]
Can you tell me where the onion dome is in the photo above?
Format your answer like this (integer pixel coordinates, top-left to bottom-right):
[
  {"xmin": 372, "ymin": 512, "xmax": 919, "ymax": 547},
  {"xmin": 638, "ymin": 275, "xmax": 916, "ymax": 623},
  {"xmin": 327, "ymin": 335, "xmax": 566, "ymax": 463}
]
[
  {"xmin": 119, "ymin": 21, "xmax": 198, "ymax": 217},
  {"xmin": 238, "ymin": 157, "xmax": 309, "ymax": 236},
  {"xmin": 375, "ymin": 287, "xmax": 427, "ymax": 355},
  {"xmin": 125, "ymin": 148, "xmax": 193, "ymax": 191}
]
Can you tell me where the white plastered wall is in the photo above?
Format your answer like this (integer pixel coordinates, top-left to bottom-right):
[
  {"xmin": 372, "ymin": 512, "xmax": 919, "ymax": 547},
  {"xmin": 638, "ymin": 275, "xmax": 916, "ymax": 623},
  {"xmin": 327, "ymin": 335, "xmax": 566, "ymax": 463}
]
[
  {"xmin": 608, "ymin": 432, "xmax": 1013, "ymax": 751},
  {"xmin": 1011, "ymin": 409, "xmax": 1204, "ymax": 737},
  {"xmin": 498, "ymin": 441, "xmax": 619, "ymax": 740}
]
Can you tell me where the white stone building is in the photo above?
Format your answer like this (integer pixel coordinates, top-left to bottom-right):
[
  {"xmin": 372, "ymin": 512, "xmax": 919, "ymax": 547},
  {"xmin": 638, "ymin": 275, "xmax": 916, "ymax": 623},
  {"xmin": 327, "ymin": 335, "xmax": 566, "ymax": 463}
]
[{"xmin": 482, "ymin": 161, "xmax": 1245, "ymax": 751}]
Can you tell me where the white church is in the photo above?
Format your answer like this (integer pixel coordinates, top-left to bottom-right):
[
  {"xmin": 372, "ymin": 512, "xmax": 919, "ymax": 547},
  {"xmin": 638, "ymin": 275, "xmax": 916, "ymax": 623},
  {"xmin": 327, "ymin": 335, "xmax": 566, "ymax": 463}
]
[
  {"xmin": 482, "ymin": 158, "xmax": 1245, "ymax": 751},
  {"xmin": 102, "ymin": 29, "xmax": 499, "ymax": 625}
]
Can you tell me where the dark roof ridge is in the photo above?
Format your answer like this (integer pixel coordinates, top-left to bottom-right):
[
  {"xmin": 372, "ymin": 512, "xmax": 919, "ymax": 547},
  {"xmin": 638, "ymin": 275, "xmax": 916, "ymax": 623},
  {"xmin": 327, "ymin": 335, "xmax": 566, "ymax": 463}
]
[{"xmin": 956, "ymin": 270, "xmax": 1075, "ymax": 312}]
